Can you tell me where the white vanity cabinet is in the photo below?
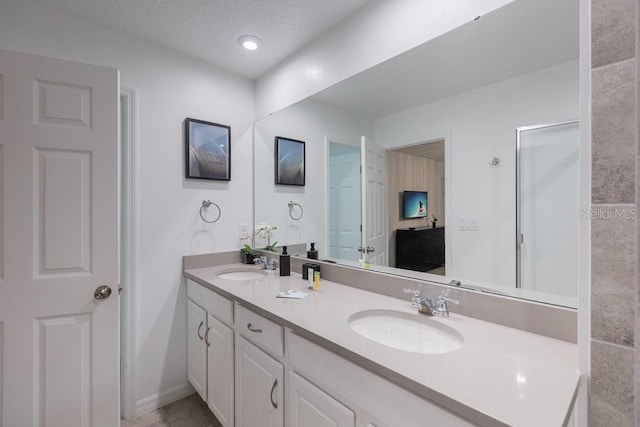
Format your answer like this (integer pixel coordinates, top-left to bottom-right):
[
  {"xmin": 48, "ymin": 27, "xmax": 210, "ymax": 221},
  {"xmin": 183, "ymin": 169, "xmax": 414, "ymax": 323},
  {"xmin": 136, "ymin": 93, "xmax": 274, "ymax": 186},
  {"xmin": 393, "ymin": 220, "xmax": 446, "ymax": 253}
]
[
  {"xmin": 187, "ymin": 279, "xmax": 235, "ymax": 427},
  {"xmin": 288, "ymin": 371, "xmax": 355, "ymax": 427},
  {"xmin": 206, "ymin": 314, "xmax": 234, "ymax": 426},
  {"xmin": 286, "ymin": 330, "xmax": 474, "ymax": 427},
  {"xmin": 234, "ymin": 303, "xmax": 285, "ymax": 427},
  {"xmin": 184, "ymin": 265, "xmax": 580, "ymax": 427},
  {"xmin": 235, "ymin": 335, "xmax": 284, "ymax": 427},
  {"xmin": 187, "ymin": 299, "xmax": 208, "ymax": 400}
]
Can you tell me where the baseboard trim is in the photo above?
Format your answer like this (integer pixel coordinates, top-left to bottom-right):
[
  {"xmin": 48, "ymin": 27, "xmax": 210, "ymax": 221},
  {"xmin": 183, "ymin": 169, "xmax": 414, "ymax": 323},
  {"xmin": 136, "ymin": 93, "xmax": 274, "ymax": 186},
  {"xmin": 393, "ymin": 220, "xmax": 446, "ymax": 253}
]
[{"xmin": 135, "ymin": 383, "xmax": 196, "ymax": 416}]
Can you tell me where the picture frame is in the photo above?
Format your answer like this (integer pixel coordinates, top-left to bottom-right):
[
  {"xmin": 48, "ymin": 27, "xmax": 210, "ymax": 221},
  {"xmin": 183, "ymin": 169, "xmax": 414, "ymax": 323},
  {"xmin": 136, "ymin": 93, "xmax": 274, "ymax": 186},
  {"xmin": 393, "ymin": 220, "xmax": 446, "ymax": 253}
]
[
  {"xmin": 275, "ymin": 136, "xmax": 305, "ymax": 186},
  {"xmin": 185, "ymin": 117, "xmax": 231, "ymax": 181}
]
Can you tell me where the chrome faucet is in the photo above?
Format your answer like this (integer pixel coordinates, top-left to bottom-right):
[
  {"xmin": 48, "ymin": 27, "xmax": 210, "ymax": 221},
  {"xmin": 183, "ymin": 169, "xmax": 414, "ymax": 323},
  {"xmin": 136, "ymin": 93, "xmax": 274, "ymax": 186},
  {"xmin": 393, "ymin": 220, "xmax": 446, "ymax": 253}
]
[
  {"xmin": 266, "ymin": 258, "xmax": 278, "ymax": 271},
  {"xmin": 253, "ymin": 256, "xmax": 268, "ymax": 269},
  {"xmin": 254, "ymin": 256, "xmax": 278, "ymax": 271},
  {"xmin": 403, "ymin": 289, "xmax": 459, "ymax": 317}
]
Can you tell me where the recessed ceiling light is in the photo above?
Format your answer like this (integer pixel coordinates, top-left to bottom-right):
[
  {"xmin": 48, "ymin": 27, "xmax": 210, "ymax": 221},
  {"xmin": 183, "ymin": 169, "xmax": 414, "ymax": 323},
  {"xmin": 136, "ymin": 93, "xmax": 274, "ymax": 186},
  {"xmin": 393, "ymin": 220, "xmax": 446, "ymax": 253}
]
[{"xmin": 238, "ymin": 35, "xmax": 262, "ymax": 51}]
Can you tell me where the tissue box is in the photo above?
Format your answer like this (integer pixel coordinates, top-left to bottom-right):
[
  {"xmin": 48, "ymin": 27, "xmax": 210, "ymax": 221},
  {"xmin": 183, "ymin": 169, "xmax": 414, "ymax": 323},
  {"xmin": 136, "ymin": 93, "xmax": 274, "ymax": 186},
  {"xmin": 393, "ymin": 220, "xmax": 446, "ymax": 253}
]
[{"xmin": 302, "ymin": 263, "xmax": 321, "ymax": 280}]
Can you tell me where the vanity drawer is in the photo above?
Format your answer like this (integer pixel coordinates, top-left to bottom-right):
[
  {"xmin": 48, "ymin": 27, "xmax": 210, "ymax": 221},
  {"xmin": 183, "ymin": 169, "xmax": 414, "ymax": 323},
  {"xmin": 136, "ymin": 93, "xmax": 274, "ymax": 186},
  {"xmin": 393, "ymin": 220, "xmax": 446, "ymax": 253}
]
[
  {"xmin": 235, "ymin": 302, "xmax": 284, "ymax": 358},
  {"xmin": 187, "ymin": 279, "xmax": 233, "ymax": 325},
  {"xmin": 287, "ymin": 330, "xmax": 472, "ymax": 427}
]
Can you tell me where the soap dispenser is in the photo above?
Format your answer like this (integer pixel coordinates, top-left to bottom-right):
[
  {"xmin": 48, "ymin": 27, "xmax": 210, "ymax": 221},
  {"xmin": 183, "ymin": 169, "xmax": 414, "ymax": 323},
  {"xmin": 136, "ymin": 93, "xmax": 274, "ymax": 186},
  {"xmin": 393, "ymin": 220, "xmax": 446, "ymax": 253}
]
[
  {"xmin": 307, "ymin": 242, "xmax": 318, "ymax": 260},
  {"xmin": 279, "ymin": 246, "xmax": 291, "ymax": 276}
]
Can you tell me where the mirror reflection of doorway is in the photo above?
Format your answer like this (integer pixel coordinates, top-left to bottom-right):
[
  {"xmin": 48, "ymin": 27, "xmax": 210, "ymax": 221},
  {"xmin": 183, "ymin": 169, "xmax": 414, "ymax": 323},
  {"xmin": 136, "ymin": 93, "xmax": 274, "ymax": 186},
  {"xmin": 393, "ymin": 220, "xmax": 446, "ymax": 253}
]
[
  {"xmin": 388, "ymin": 139, "xmax": 446, "ymax": 276},
  {"xmin": 328, "ymin": 141, "xmax": 362, "ymax": 262}
]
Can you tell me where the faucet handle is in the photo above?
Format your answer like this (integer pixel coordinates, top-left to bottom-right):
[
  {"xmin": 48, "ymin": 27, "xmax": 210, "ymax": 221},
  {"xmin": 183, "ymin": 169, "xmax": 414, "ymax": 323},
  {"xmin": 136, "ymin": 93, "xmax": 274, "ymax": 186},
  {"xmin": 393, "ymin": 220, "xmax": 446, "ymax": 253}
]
[
  {"xmin": 253, "ymin": 256, "xmax": 268, "ymax": 268},
  {"xmin": 437, "ymin": 295, "xmax": 459, "ymax": 305},
  {"xmin": 404, "ymin": 289, "xmax": 427, "ymax": 310},
  {"xmin": 435, "ymin": 295, "xmax": 459, "ymax": 316}
]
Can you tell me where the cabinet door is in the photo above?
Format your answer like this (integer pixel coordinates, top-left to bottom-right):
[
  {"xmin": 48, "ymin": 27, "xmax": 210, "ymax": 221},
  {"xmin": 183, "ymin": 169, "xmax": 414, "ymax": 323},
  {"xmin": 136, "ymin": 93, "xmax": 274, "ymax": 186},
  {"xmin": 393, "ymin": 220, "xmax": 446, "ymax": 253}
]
[
  {"xmin": 235, "ymin": 335, "xmax": 284, "ymax": 427},
  {"xmin": 187, "ymin": 299, "xmax": 208, "ymax": 401},
  {"xmin": 289, "ymin": 372, "xmax": 355, "ymax": 427},
  {"xmin": 207, "ymin": 314, "xmax": 234, "ymax": 427}
]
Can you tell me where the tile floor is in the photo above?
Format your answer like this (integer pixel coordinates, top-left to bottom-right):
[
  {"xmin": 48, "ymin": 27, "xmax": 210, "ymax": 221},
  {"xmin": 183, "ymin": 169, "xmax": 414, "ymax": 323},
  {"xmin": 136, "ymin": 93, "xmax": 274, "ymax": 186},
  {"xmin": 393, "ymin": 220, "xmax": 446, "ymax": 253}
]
[{"xmin": 121, "ymin": 393, "xmax": 221, "ymax": 427}]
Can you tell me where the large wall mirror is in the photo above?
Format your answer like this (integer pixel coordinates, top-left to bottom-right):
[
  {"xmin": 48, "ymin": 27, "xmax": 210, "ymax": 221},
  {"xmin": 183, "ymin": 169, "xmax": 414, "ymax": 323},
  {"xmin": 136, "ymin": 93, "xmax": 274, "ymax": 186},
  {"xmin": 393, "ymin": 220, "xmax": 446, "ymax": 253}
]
[{"xmin": 254, "ymin": 0, "xmax": 579, "ymax": 308}]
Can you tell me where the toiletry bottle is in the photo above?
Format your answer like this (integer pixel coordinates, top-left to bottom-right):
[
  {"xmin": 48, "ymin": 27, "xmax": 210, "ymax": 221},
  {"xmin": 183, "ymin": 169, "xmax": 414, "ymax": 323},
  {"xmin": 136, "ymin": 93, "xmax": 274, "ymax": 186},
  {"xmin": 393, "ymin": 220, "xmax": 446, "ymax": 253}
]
[
  {"xmin": 280, "ymin": 246, "xmax": 291, "ymax": 276},
  {"xmin": 307, "ymin": 267, "xmax": 314, "ymax": 290},
  {"xmin": 307, "ymin": 242, "xmax": 318, "ymax": 260},
  {"xmin": 313, "ymin": 271, "xmax": 321, "ymax": 291}
]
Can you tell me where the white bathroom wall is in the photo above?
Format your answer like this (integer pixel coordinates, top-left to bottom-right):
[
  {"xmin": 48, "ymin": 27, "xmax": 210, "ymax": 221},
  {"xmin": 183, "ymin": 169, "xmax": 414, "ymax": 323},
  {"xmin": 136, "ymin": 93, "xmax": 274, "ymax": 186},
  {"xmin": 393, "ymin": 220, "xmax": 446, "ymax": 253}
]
[
  {"xmin": 255, "ymin": 0, "xmax": 516, "ymax": 118},
  {"xmin": 254, "ymin": 98, "xmax": 374, "ymax": 257},
  {"xmin": 0, "ymin": 0, "xmax": 254, "ymax": 412},
  {"xmin": 375, "ymin": 60, "xmax": 579, "ymax": 288}
]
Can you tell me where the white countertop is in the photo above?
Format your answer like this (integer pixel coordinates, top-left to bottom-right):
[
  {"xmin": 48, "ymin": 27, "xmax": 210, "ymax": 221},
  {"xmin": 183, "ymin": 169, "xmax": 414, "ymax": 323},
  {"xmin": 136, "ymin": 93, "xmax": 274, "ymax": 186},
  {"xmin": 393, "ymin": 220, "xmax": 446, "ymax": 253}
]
[{"xmin": 185, "ymin": 264, "xmax": 580, "ymax": 427}]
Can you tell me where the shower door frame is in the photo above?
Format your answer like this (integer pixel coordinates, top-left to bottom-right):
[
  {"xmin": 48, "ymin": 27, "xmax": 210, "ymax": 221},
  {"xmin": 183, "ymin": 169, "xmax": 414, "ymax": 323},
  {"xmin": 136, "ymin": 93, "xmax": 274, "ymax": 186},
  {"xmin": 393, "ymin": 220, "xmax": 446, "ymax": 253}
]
[{"xmin": 515, "ymin": 119, "xmax": 579, "ymax": 289}]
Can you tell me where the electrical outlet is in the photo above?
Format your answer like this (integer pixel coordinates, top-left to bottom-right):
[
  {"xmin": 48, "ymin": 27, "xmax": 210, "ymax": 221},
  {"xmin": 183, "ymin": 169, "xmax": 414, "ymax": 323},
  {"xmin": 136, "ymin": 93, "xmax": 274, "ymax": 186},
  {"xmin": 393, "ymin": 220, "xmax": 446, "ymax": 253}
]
[{"xmin": 239, "ymin": 223, "xmax": 249, "ymax": 239}]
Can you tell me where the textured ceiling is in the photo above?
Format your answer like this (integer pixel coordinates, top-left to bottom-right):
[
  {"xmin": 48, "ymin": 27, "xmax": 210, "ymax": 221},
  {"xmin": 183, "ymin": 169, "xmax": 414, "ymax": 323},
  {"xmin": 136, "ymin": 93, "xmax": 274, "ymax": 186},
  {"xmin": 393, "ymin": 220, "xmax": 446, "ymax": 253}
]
[
  {"xmin": 32, "ymin": 0, "xmax": 371, "ymax": 79},
  {"xmin": 392, "ymin": 141, "xmax": 445, "ymax": 162}
]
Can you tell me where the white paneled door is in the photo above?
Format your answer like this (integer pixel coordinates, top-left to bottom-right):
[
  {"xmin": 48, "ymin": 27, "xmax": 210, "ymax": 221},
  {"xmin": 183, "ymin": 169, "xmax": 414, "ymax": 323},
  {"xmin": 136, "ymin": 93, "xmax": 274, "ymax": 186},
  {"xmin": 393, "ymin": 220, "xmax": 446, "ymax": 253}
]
[
  {"xmin": 328, "ymin": 141, "xmax": 361, "ymax": 262},
  {"xmin": 361, "ymin": 136, "xmax": 387, "ymax": 266},
  {"xmin": 0, "ymin": 49, "xmax": 119, "ymax": 426}
]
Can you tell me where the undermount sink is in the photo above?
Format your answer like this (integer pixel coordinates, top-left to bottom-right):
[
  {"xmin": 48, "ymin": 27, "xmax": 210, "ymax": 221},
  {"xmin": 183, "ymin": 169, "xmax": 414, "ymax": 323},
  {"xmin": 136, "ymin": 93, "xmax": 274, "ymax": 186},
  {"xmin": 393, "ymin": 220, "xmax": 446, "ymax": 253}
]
[
  {"xmin": 348, "ymin": 309, "xmax": 464, "ymax": 354},
  {"xmin": 215, "ymin": 268, "xmax": 268, "ymax": 280}
]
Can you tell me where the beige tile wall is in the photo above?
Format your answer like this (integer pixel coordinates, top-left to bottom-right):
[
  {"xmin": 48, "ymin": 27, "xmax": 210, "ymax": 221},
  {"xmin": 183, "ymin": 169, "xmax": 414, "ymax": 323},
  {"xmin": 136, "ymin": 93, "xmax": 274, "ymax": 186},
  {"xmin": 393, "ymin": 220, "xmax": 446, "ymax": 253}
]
[{"xmin": 590, "ymin": 0, "xmax": 638, "ymax": 424}]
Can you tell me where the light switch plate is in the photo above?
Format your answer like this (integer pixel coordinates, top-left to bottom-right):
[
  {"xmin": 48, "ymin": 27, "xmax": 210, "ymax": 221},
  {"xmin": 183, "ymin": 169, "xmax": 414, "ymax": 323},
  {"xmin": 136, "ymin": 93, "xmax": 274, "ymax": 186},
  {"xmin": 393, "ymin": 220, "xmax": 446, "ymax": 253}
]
[
  {"xmin": 459, "ymin": 217, "xmax": 479, "ymax": 231},
  {"xmin": 239, "ymin": 223, "xmax": 249, "ymax": 239}
]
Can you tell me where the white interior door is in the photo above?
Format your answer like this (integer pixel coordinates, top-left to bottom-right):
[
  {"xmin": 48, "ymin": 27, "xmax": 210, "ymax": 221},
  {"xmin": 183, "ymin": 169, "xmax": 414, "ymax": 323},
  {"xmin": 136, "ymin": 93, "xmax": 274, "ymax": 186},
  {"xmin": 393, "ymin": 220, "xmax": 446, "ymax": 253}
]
[
  {"xmin": 328, "ymin": 141, "xmax": 361, "ymax": 262},
  {"xmin": 361, "ymin": 136, "xmax": 387, "ymax": 265},
  {"xmin": 0, "ymin": 49, "xmax": 119, "ymax": 426}
]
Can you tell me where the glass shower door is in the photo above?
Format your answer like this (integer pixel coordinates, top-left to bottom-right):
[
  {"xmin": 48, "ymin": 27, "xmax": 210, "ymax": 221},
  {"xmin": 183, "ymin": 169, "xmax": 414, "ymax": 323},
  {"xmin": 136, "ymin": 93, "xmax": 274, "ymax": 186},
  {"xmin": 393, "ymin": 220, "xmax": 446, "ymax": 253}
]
[{"xmin": 517, "ymin": 121, "xmax": 579, "ymax": 297}]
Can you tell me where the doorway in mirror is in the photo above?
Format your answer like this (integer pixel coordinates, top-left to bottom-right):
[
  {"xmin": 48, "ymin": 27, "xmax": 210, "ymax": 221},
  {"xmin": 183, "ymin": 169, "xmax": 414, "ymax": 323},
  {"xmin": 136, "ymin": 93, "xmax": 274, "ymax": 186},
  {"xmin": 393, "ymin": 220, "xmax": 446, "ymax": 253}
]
[
  {"xmin": 388, "ymin": 139, "xmax": 446, "ymax": 275},
  {"xmin": 328, "ymin": 140, "xmax": 361, "ymax": 262}
]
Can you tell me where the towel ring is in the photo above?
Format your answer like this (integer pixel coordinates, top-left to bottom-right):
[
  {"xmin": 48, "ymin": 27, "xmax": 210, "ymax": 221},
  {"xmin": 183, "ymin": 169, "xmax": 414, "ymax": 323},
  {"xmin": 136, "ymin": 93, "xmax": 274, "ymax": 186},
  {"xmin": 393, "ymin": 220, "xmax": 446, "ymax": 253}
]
[
  {"xmin": 200, "ymin": 200, "xmax": 221, "ymax": 224},
  {"xmin": 288, "ymin": 201, "xmax": 303, "ymax": 221}
]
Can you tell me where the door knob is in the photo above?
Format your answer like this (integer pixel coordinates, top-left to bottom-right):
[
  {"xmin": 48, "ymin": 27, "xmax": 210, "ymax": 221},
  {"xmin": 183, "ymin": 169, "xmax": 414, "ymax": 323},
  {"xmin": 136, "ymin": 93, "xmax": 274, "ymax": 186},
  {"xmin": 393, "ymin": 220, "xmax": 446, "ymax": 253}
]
[
  {"xmin": 94, "ymin": 285, "xmax": 112, "ymax": 300},
  {"xmin": 357, "ymin": 247, "xmax": 364, "ymax": 253},
  {"xmin": 366, "ymin": 246, "xmax": 375, "ymax": 253}
]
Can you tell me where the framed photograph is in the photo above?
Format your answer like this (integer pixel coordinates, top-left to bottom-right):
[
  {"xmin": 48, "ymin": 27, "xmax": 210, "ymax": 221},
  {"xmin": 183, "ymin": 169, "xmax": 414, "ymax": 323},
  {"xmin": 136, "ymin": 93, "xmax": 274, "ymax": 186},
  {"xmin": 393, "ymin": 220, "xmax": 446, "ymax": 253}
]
[
  {"xmin": 185, "ymin": 117, "xmax": 231, "ymax": 181},
  {"xmin": 275, "ymin": 136, "xmax": 305, "ymax": 186}
]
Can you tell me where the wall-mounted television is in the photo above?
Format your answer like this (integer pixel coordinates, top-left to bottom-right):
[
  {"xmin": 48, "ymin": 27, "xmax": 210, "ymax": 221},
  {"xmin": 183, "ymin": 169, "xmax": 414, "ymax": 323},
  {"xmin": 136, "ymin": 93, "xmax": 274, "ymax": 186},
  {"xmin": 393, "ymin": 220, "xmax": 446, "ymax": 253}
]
[{"xmin": 403, "ymin": 191, "xmax": 428, "ymax": 219}]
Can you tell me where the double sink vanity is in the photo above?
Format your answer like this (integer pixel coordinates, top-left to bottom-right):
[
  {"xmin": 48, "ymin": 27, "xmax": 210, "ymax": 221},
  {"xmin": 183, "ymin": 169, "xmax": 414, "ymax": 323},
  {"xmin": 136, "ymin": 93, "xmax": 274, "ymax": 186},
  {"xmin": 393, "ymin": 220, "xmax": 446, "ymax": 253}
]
[{"xmin": 183, "ymin": 256, "xmax": 580, "ymax": 427}]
